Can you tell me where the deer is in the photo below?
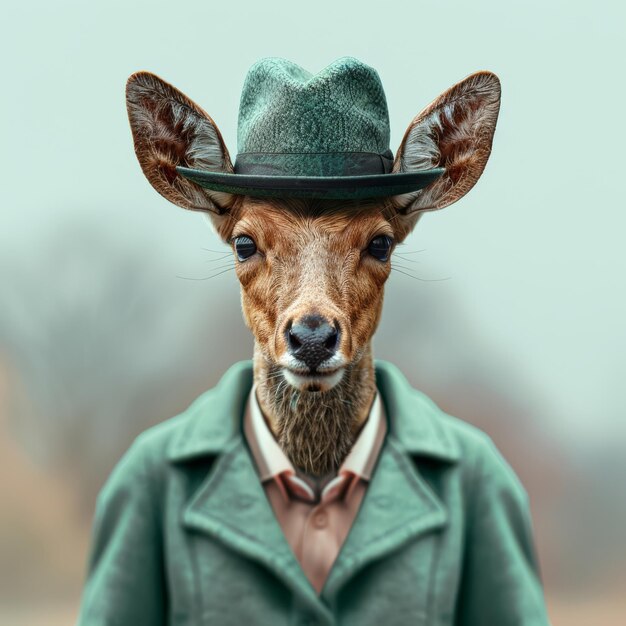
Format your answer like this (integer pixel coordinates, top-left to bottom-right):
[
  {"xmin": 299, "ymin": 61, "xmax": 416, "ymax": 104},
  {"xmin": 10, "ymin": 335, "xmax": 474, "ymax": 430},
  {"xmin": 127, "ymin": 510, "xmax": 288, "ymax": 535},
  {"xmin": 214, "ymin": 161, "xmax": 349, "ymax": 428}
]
[
  {"xmin": 76, "ymin": 58, "xmax": 552, "ymax": 626},
  {"xmin": 124, "ymin": 63, "xmax": 500, "ymax": 486}
]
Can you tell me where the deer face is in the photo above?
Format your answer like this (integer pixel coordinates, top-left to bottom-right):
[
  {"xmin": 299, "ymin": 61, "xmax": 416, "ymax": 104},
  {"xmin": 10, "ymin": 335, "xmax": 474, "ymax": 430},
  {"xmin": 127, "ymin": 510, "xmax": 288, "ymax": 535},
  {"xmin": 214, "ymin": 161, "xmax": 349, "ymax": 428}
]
[
  {"xmin": 126, "ymin": 69, "xmax": 500, "ymax": 393},
  {"xmin": 215, "ymin": 198, "xmax": 400, "ymax": 391}
]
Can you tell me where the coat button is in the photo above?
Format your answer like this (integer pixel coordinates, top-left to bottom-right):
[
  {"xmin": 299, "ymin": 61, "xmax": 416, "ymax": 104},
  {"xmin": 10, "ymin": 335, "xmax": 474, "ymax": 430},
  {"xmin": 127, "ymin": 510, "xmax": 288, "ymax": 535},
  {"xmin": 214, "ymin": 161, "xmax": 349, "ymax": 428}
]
[{"xmin": 312, "ymin": 510, "xmax": 328, "ymax": 529}]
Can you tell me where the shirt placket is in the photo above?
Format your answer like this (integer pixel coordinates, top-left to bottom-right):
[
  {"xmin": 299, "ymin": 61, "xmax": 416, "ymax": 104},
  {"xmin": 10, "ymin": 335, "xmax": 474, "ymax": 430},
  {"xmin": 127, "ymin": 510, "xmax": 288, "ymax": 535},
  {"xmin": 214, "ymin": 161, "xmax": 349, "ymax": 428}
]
[{"xmin": 280, "ymin": 471, "xmax": 357, "ymax": 594}]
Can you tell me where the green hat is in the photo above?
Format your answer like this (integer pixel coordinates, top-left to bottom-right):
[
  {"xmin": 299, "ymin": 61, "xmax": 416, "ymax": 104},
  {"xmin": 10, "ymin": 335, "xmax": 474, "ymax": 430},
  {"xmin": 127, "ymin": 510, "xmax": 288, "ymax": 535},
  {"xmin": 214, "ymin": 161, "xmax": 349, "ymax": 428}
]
[{"xmin": 175, "ymin": 57, "xmax": 445, "ymax": 200}]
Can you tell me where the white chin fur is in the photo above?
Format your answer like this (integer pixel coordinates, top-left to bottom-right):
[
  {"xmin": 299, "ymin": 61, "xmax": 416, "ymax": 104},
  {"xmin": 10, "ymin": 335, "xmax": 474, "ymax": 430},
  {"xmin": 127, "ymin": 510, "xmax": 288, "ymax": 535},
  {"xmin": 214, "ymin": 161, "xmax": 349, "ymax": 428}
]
[{"xmin": 282, "ymin": 368, "xmax": 344, "ymax": 392}]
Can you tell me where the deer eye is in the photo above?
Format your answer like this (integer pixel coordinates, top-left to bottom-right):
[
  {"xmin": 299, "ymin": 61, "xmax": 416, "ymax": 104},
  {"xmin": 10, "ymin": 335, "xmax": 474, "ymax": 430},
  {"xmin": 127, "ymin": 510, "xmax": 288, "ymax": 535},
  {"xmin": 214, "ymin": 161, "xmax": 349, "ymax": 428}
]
[
  {"xmin": 367, "ymin": 235, "xmax": 393, "ymax": 262},
  {"xmin": 233, "ymin": 235, "xmax": 257, "ymax": 261}
]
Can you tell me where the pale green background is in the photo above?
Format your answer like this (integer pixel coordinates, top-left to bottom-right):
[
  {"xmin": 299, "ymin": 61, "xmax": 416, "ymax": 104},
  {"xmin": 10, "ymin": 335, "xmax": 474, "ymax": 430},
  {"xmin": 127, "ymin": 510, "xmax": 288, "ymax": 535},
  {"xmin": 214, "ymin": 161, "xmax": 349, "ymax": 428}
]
[{"xmin": 0, "ymin": 1, "xmax": 624, "ymax": 624}]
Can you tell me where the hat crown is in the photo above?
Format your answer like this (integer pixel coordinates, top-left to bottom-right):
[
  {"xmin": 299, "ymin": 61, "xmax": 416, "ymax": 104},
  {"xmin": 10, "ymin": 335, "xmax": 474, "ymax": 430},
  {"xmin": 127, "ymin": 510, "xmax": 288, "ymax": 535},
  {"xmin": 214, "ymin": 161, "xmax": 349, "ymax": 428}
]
[{"xmin": 236, "ymin": 57, "xmax": 390, "ymax": 156}]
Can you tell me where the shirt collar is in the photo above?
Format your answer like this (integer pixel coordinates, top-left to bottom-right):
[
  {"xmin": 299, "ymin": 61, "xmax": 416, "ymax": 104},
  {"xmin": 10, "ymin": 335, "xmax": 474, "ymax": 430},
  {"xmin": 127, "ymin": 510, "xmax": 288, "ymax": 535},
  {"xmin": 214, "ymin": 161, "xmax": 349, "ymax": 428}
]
[
  {"xmin": 167, "ymin": 359, "xmax": 461, "ymax": 465},
  {"xmin": 243, "ymin": 383, "xmax": 388, "ymax": 499}
]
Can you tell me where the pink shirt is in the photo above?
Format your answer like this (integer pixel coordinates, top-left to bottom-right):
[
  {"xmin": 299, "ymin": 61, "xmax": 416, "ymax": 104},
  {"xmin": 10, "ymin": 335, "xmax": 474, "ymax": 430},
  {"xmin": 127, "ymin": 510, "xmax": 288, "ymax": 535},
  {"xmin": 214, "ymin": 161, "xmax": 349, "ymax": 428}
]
[{"xmin": 243, "ymin": 384, "xmax": 387, "ymax": 594}]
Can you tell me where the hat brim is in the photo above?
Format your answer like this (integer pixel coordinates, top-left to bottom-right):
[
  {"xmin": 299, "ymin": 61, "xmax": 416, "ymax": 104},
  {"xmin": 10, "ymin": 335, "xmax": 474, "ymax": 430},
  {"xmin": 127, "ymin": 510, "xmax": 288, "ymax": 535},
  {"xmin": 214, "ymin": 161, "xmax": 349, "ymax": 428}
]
[{"xmin": 176, "ymin": 166, "xmax": 446, "ymax": 200}]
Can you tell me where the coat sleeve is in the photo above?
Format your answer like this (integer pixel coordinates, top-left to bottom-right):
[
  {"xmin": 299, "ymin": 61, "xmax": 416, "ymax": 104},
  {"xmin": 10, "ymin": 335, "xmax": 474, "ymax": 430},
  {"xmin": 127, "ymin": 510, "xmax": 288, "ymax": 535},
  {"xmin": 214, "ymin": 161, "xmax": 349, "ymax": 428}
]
[
  {"xmin": 455, "ymin": 434, "xmax": 552, "ymax": 626},
  {"xmin": 76, "ymin": 435, "xmax": 167, "ymax": 626}
]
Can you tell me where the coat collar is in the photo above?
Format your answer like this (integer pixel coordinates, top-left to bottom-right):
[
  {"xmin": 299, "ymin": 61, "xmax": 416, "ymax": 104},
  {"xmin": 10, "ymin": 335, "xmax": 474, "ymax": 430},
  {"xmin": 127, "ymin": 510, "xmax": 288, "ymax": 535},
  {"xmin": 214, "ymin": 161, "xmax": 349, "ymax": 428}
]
[
  {"xmin": 167, "ymin": 359, "xmax": 461, "ymax": 464},
  {"xmin": 167, "ymin": 359, "xmax": 460, "ymax": 621}
]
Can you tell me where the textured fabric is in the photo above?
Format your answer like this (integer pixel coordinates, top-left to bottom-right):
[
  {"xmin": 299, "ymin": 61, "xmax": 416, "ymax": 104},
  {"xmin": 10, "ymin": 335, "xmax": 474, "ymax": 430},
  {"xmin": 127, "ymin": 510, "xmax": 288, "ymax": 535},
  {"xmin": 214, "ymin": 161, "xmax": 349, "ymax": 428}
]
[
  {"xmin": 233, "ymin": 150, "xmax": 395, "ymax": 176},
  {"xmin": 243, "ymin": 384, "xmax": 387, "ymax": 594},
  {"xmin": 236, "ymin": 57, "xmax": 390, "ymax": 156},
  {"xmin": 175, "ymin": 56, "xmax": 446, "ymax": 199},
  {"xmin": 175, "ymin": 165, "xmax": 445, "ymax": 200},
  {"xmin": 76, "ymin": 360, "xmax": 552, "ymax": 626}
]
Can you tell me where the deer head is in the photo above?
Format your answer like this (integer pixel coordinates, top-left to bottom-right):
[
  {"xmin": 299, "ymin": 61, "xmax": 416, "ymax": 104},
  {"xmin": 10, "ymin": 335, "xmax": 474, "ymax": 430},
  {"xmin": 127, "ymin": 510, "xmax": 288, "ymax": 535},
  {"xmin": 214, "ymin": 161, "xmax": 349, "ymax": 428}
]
[{"xmin": 126, "ymin": 69, "xmax": 500, "ymax": 476}]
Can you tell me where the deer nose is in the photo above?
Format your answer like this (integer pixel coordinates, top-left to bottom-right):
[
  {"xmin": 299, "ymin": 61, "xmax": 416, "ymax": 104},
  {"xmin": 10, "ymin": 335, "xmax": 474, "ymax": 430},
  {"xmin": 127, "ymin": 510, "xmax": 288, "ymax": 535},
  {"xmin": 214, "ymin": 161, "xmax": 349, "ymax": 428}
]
[{"xmin": 286, "ymin": 315, "xmax": 339, "ymax": 370}]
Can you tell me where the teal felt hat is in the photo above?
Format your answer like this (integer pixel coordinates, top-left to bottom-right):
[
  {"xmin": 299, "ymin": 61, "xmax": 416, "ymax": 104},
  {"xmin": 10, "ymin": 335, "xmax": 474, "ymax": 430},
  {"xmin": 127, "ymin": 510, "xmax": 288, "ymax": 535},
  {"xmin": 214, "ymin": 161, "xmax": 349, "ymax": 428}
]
[{"xmin": 175, "ymin": 57, "xmax": 445, "ymax": 200}]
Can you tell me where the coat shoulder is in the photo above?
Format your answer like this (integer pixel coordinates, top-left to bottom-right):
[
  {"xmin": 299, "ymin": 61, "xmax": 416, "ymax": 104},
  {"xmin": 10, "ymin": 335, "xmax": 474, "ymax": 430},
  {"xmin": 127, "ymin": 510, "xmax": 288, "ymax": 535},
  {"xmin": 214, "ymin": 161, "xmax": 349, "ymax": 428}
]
[
  {"xmin": 114, "ymin": 385, "xmax": 219, "ymax": 478},
  {"xmin": 376, "ymin": 359, "xmax": 522, "ymax": 491},
  {"xmin": 437, "ymin": 405, "xmax": 497, "ymax": 462},
  {"xmin": 410, "ymin": 385, "xmax": 529, "ymax": 500},
  {"xmin": 108, "ymin": 360, "xmax": 253, "ymax": 481},
  {"xmin": 447, "ymin": 411, "xmax": 526, "ymax": 491}
]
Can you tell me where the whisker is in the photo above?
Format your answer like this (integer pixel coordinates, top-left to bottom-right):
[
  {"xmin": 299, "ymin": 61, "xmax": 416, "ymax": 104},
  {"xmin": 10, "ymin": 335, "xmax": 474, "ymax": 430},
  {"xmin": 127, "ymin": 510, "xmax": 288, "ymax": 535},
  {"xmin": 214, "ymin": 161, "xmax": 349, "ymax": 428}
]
[
  {"xmin": 200, "ymin": 261, "xmax": 235, "ymax": 272},
  {"xmin": 176, "ymin": 266, "xmax": 236, "ymax": 281},
  {"xmin": 265, "ymin": 371, "xmax": 286, "ymax": 383},
  {"xmin": 390, "ymin": 266, "xmax": 451, "ymax": 282},
  {"xmin": 392, "ymin": 263, "xmax": 423, "ymax": 272},
  {"xmin": 201, "ymin": 247, "xmax": 229, "ymax": 254},
  {"xmin": 395, "ymin": 248, "xmax": 426, "ymax": 255},
  {"xmin": 204, "ymin": 253, "xmax": 233, "ymax": 263},
  {"xmin": 392, "ymin": 255, "xmax": 421, "ymax": 264}
]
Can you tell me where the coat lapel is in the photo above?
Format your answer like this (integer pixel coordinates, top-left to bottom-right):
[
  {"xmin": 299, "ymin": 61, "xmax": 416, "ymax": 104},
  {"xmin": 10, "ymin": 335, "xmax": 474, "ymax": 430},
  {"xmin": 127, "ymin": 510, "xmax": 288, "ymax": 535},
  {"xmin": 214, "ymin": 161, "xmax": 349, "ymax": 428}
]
[
  {"xmin": 321, "ymin": 359, "xmax": 462, "ymax": 604},
  {"xmin": 181, "ymin": 434, "xmax": 329, "ymax": 614},
  {"xmin": 319, "ymin": 435, "xmax": 447, "ymax": 604},
  {"xmin": 167, "ymin": 359, "xmax": 461, "ymax": 617},
  {"xmin": 168, "ymin": 361, "xmax": 332, "ymax": 619}
]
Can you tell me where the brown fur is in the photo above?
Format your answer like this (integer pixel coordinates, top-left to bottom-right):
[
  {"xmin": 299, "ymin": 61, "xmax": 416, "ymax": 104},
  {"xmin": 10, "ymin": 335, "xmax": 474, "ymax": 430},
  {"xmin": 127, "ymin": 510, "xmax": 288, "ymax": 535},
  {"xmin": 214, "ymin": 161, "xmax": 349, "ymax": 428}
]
[
  {"xmin": 392, "ymin": 71, "xmax": 501, "ymax": 214},
  {"xmin": 220, "ymin": 198, "xmax": 396, "ymax": 360},
  {"xmin": 125, "ymin": 69, "xmax": 501, "ymax": 476},
  {"xmin": 125, "ymin": 71, "xmax": 235, "ymax": 214},
  {"xmin": 217, "ymin": 197, "xmax": 398, "ymax": 475},
  {"xmin": 254, "ymin": 343, "xmax": 376, "ymax": 477}
]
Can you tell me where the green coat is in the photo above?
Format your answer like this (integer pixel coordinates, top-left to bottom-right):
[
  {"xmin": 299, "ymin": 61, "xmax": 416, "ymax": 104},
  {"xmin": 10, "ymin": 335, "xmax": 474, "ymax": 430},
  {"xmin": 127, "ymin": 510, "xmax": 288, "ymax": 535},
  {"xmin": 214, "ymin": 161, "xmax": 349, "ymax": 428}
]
[{"xmin": 77, "ymin": 360, "xmax": 551, "ymax": 626}]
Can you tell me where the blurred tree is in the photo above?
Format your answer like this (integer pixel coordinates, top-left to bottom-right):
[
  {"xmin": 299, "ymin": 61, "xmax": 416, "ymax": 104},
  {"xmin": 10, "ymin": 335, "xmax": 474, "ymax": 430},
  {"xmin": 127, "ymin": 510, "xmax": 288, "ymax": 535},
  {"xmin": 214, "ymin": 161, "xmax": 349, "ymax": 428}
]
[{"xmin": 0, "ymin": 216, "xmax": 251, "ymax": 510}]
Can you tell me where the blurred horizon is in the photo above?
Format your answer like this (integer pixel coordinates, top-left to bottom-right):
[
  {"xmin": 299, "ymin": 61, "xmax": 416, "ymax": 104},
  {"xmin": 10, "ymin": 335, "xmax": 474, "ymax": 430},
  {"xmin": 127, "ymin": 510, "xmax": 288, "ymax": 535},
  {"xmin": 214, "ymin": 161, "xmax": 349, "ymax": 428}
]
[{"xmin": 1, "ymin": 1, "xmax": 625, "ymax": 624}]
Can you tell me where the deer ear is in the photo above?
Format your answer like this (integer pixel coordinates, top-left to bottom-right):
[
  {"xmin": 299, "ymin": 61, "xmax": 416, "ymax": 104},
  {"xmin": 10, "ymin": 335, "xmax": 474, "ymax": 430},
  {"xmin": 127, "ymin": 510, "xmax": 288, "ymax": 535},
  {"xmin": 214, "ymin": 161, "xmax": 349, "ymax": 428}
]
[
  {"xmin": 392, "ymin": 71, "xmax": 501, "ymax": 216},
  {"xmin": 126, "ymin": 71, "xmax": 235, "ymax": 215}
]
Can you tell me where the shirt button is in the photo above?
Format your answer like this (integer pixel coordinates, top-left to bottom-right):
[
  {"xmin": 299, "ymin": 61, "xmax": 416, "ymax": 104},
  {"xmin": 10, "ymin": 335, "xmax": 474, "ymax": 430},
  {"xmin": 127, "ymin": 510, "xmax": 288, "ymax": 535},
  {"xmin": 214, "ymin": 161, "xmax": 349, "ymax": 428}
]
[{"xmin": 312, "ymin": 510, "xmax": 328, "ymax": 529}]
